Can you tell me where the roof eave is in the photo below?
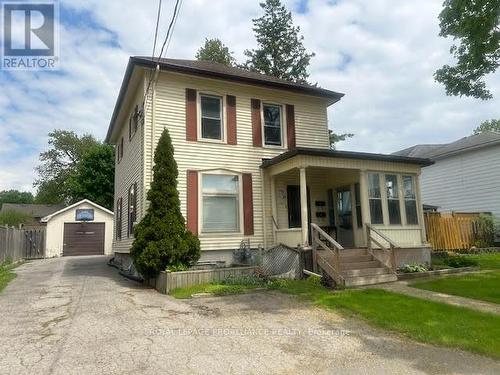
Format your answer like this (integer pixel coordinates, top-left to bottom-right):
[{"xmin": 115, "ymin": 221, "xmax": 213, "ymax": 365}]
[{"xmin": 260, "ymin": 147, "xmax": 434, "ymax": 169}]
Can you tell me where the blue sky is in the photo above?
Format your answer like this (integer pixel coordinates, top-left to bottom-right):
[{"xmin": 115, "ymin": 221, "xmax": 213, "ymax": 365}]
[{"xmin": 0, "ymin": 0, "xmax": 499, "ymax": 192}]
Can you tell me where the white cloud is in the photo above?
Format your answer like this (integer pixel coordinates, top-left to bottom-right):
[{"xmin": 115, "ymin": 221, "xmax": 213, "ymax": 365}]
[{"xmin": 0, "ymin": 0, "xmax": 499, "ymax": 192}]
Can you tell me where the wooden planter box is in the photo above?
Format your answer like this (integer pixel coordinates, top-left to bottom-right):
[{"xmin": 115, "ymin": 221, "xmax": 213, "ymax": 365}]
[{"xmin": 151, "ymin": 266, "xmax": 257, "ymax": 294}]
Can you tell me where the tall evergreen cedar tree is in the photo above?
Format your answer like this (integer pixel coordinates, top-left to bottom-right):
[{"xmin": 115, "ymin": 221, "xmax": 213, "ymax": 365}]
[
  {"xmin": 131, "ymin": 129, "xmax": 200, "ymax": 278},
  {"xmin": 435, "ymin": 0, "xmax": 500, "ymax": 100},
  {"xmin": 244, "ymin": 0, "xmax": 315, "ymax": 83},
  {"xmin": 196, "ymin": 38, "xmax": 236, "ymax": 66}
]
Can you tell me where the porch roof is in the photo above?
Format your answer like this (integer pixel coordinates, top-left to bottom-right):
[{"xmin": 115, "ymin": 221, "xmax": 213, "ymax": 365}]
[{"xmin": 260, "ymin": 147, "xmax": 434, "ymax": 169}]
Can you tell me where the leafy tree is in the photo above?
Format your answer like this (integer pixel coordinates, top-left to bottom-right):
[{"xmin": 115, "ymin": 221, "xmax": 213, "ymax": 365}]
[
  {"xmin": 0, "ymin": 190, "xmax": 34, "ymax": 208},
  {"xmin": 435, "ymin": 0, "xmax": 500, "ymax": 100},
  {"xmin": 329, "ymin": 130, "xmax": 354, "ymax": 150},
  {"xmin": 67, "ymin": 144, "xmax": 115, "ymax": 210},
  {"xmin": 196, "ymin": 38, "xmax": 236, "ymax": 66},
  {"xmin": 131, "ymin": 129, "xmax": 200, "ymax": 279},
  {"xmin": 34, "ymin": 130, "xmax": 99, "ymax": 204},
  {"xmin": 0, "ymin": 210, "xmax": 31, "ymax": 226},
  {"xmin": 473, "ymin": 119, "xmax": 500, "ymax": 135},
  {"xmin": 244, "ymin": 0, "xmax": 315, "ymax": 83}
]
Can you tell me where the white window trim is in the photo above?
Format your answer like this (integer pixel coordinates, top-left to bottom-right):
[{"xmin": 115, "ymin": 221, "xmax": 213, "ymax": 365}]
[
  {"xmin": 261, "ymin": 102, "xmax": 287, "ymax": 149},
  {"xmin": 197, "ymin": 92, "xmax": 226, "ymax": 143},
  {"xmin": 402, "ymin": 174, "xmax": 419, "ymax": 226},
  {"xmin": 198, "ymin": 170, "xmax": 244, "ymax": 236},
  {"xmin": 367, "ymin": 171, "xmax": 420, "ymax": 227}
]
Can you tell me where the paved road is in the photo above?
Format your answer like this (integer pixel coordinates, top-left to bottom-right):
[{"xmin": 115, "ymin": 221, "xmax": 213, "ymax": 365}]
[{"xmin": 0, "ymin": 256, "xmax": 499, "ymax": 375}]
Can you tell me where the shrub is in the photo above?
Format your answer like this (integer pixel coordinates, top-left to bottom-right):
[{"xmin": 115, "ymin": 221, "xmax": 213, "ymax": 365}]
[
  {"xmin": 473, "ymin": 214, "xmax": 495, "ymax": 248},
  {"xmin": 131, "ymin": 129, "xmax": 200, "ymax": 279},
  {"xmin": 444, "ymin": 256, "xmax": 478, "ymax": 268},
  {"xmin": 399, "ymin": 263, "xmax": 428, "ymax": 273}
]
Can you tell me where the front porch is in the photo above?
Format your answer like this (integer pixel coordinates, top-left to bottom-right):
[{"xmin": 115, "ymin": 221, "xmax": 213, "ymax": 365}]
[{"xmin": 260, "ymin": 148, "xmax": 433, "ymax": 285}]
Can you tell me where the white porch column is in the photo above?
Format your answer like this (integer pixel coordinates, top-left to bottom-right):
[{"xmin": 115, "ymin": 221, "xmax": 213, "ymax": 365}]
[
  {"xmin": 359, "ymin": 170, "xmax": 371, "ymax": 246},
  {"xmin": 415, "ymin": 173, "xmax": 427, "ymax": 244},
  {"xmin": 299, "ymin": 167, "xmax": 309, "ymax": 246},
  {"xmin": 270, "ymin": 175, "xmax": 277, "ymax": 244}
]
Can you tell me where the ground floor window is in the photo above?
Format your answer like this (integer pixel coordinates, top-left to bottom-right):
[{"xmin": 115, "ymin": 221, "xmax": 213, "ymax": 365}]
[
  {"xmin": 385, "ymin": 174, "xmax": 401, "ymax": 225},
  {"xmin": 403, "ymin": 175, "xmax": 418, "ymax": 224},
  {"xmin": 201, "ymin": 174, "xmax": 240, "ymax": 232},
  {"xmin": 368, "ymin": 173, "xmax": 383, "ymax": 224}
]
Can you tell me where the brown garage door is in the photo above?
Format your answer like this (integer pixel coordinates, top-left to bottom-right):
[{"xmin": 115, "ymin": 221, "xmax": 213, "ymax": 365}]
[{"xmin": 63, "ymin": 223, "xmax": 105, "ymax": 256}]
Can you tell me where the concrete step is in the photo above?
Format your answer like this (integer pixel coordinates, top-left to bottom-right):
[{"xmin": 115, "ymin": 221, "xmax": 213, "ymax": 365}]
[
  {"xmin": 342, "ymin": 267, "xmax": 391, "ymax": 277},
  {"xmin": 341, "ymin": 260, "xmax": 381, "ymax": 270},
  {"xmin": 344, "ymin": 273, "xmax": 398, "ymax": 287},
  {"xmin": 340, "ymin": 254, "xmax": 373, "ymax": 263},
  {"xmin": 339, "ymin": 248, "xmax": 367, "ymax": 257}
]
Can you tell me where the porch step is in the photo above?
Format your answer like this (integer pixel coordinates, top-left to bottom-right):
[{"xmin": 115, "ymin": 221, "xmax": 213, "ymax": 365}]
[
  {"xmin": 339, "ymin": 248, "xmax": 368, "ymax": 257},
  {"xmin": 344, "ymin": 273, "xmax": 398, "ymax": 287},
  {"xmin": 341, "ymin": 260, "xmax": 381, "ymax": 270},
  {"xmin": 342, "ymin": 267, "xmax": 391, "ymax": 277},
  {"xmin": 340, "ymin": 254, "xmax": 373, "ymax": 263}
]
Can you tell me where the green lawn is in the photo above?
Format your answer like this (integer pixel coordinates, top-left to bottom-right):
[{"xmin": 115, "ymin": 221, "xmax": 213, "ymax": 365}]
[
  {"xmin": 412, "ymin": 271, "xmax": 500, "ymax": 304},
  {"xmin": 412, "ymin": 253, "xmax": 500, "ymax": 304},
  {"xmin": 0, "ymin": 260, "xmax": 17, "ymax": 293},
  {"xmin": 468, "ymin": 253, "xmax": 500, "ymax": 270},
  {"xmin": 270, "ymin": 277, "xmax": 500, "ymax": 359}
]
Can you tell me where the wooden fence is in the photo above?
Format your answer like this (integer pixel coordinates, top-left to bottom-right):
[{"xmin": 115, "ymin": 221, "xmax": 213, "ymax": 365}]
[
  {"xmin": 424, "ymin": 212, "xmax": 482, "ymax": 251},
  {"xmin": 0, "ymin": 225, "xmax": 46, "ymax": 263}
]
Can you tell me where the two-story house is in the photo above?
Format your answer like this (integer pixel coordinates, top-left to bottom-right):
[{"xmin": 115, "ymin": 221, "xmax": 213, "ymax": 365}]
[{"xmin": 106, "ymin": 57, "xmax": 433, "ymax": 286}]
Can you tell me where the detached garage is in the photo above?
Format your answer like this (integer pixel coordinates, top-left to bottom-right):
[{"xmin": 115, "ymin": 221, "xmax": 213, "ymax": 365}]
[{"xmin": 41, "ymin": 199, "xmax": 114, "ymax": 257}]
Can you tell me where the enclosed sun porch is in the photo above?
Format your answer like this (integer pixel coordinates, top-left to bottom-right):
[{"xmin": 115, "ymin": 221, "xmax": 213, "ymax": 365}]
[{"xmin": 260, "ymin": 148, "xmax": 434, "ymax": 268}]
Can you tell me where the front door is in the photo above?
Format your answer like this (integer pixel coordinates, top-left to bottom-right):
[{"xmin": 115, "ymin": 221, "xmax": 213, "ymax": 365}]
[
  {"xmin": 287, "ymin": 185, "xmax": 311, "ymax": 241},
  {"xmin": 336, "ymin": 187, "xmax": 354, "ymax": 247}
]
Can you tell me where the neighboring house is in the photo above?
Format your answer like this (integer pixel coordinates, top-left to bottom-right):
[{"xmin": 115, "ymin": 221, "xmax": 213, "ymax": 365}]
[
  {"xmin": 106, "ymin": 57, "xmax": 433, "ymax": 285},
  {"xmin": 0, "ymin": 203, "xmax": 65, "ymax": 226},
  {"xmin": 41, "ymin": 199, "xmax": 114, "ymax": 257},
  {"xmin": 394, "ymin": 131, "xmax": 500, "ymax": 220}
]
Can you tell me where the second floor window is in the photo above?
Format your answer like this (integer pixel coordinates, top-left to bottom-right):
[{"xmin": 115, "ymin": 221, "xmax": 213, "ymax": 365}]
[
  {"xmin": 263, "ymin": 103, "xmax": 282, "ymax": 146},
  {"xmin": 200, "ymin": 94, "xmax": 223, "ymax": 140}
]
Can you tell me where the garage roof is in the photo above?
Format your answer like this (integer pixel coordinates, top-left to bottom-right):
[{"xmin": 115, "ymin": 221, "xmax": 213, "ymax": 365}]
[{"xmin": 41, "ymin": 199, "xmax": 113, "ymax": 222}]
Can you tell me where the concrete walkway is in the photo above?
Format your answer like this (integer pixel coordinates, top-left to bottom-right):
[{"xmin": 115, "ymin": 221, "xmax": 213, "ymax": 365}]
[
  {"xmin": 1, "ymin": 256, "xmax": 499, "ymax": 374},
  {"xmin": 371, "ymin": 280, "xmax": 500, "ymax": 315}
]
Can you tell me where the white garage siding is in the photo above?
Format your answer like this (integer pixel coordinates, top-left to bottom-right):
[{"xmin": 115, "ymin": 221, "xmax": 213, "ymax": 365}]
[
  {"xmin": 420, "ymin": 145, "xmax": 500, "ymax": 218},
  {"xmin": 44, "ymin": 201, "xmax": 114, "ymax": 258}
]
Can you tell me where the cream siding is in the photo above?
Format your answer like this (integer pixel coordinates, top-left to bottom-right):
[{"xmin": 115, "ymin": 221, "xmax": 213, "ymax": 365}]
[
  {"xmin": 421, "ymin": 145, "xmax": 500, "ymax": 218},
  {"xmin": 45, "ymin": 202, "xmax": 114, "ymax": 258},
  {"xmin": 141, "ymin": 71, "xmax": 331, "ymax": 251},
  {"xmin": 112, "ymin": 78, "xmax": 146, "ymax": 254}
]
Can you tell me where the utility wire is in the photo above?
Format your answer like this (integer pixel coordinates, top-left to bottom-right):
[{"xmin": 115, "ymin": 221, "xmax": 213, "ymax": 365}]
[
  {"xmin": 144, "ymin": 0, "xmax": 182, "ymax": 102},
  {"xmin": 144, "ymin": 0, "xmax": 163, "ymax": 103}
]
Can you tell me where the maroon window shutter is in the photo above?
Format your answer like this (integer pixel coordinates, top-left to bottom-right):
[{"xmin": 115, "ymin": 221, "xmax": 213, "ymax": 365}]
[
  {"xmin": 186, "ymin": 88, "xmax": 197, "ymax": 141},
  {"xmin": 186, "ymin": 170, "xmax": 198, "ymax": 235},
  {"xmin": 226, "ymin": 95, "xmax": 237, "ymax": 145},
  {"xmin": 120, "ymin": 137, "xmax": 124, "ymax": 160},
  {"xmin": 286, "ymin": 104, "xmax": 296, "ymax": 149},
  {"xmin": 242, "ymin": 173, "xmax": 254, "ymax": 235},
  {"xmin": 251, "ymin": 99, "xmax": 262, "ymax": 147}
]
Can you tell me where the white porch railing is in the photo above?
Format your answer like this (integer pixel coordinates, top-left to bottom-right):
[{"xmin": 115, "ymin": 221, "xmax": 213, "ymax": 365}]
[{"xmin": 366, "ymin": 223, "xmax": 398, "ymax": 272}]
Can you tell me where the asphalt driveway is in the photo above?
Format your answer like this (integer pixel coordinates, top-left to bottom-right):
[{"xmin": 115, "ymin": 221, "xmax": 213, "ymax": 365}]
[{"xmin": 0, "ymin": 256, "xmax": 499, "ymax": 375}]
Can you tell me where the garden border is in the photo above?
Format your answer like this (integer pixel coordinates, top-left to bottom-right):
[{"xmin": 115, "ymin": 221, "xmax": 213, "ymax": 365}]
[{"xmin": 397, "ymin": 266, "xmax": 479, "ymax": 280}]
